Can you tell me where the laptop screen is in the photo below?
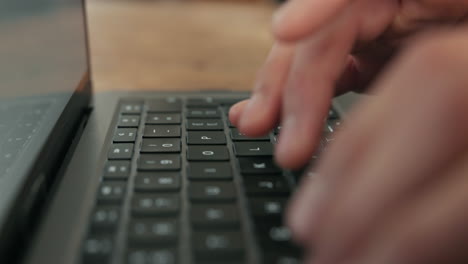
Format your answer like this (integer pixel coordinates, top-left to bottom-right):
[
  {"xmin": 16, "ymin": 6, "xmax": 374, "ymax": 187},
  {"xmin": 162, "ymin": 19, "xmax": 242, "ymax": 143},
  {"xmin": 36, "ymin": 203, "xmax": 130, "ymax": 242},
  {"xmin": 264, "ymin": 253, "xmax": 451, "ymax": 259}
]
[{"xmin": 0, "ymin": 0, "xmax": 88, "ymax": 225}]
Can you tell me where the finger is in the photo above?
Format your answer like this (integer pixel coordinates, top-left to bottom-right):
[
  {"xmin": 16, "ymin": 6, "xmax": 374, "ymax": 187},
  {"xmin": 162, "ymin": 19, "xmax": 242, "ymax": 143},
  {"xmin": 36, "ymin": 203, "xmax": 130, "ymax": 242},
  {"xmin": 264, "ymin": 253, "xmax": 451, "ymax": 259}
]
[
  {"xmin": 274, "ymin": 4, "xmax": 361, "ymax": 169},
  {"xmin": 228, "ymin": 99, "xmax": 249, "ymax": 127},
  {"xmin": 275, "ymin": 0, "xmax": 397, "ymax": 169},
  {"xmin": 297, "ymin": 28, "xmax": 468, "ymax": 264},
  {"xmin": 351, "ymin": 151, "xmax": 468, "ymax": 264},
  {"xmin": 236, "ymin": 43, "xmax": 294, "ymax": 137},
  {"xmin": 273, "ymin": 0, "xmax": 350, "ymax": 42}
]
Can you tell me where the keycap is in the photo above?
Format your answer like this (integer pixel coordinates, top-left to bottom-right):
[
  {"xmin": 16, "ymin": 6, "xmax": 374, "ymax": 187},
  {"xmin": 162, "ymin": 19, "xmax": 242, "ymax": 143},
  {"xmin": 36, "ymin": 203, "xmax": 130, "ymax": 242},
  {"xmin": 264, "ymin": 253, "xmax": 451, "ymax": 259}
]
[
  {"xmin": 103, "ymin": 161, "xmax": 131, "ymax": 180},
  {"xmin": 134, "ymin": 173, "xmax": 180, "ymax": 192},
  {"xmin": 274, "ymin": 126, "xmax": 282, "ymax": 135},
  {"xmin": 234, "ymin": 142, "xmax": 274, "ymax": 156},
  {"xmin": 128, "ymin": 219, "xmax": 178, "ymax": 245},
  {"xmin": 187, "ymin": 131, "xmax": 226, "ymax": 145},
  {"xmin": 186, "ymin": 119, "xmax": 224, "ymax": 131},
  {"xmin": 89, "ymin": 206, "xmax": 121, "ymax": 233},
  {"xmin": 189, "ymin": 182, "xmax": 236, "ymax": 202},
  {"xmin": 256, "ymin": 224, "xmax": 301, "ymax": 256},
  {"xmin": 120, "ymin": 102, "xmax": 143, "ymax": 115},
  {"xmin": 132, "ymin": 194, "xmax": 180, "ymax": 216},
  {"xmin": 193, "ymin": 231, "xmax": 244, "ymax": 260},
  {"xmin": 244, "ymin": 176, "xmax": 290, "ymax": 196},
  {"xmin": 147, "ymin": 97, "xmax": 182, "ymax": 113},
  {"xmin": 143, "ymin": 125, "xmax": 180, "ymax": 138},
  {"xmin": 113, "ymin": 128, "xmax": 137, "ymax": 143},
  {"xmin": 328, "ymin": 119, "xmax": 343, "ymax": 132},
  {"xmin": 249, "ymin": 198, "xmax": 287, "ymax": 219},
  {"xmin": 230, "ymin": 128, "xmax": 270, "ymax": 141},
  {"xmin": 187, "ymin": 146, "xmax": 229, "ymax": 161},
  {"xmin": 97, "ymin": 182, "xmax": 126, "ymax": 204},
  {"xmin": 138, "ymin": 154, "xmax": 181, "ymax": 171},
  {"xmin": 238, "ymin": 157, "xmax": 281, "ymax": 175},
  {"xmin": 118, "ymin": 115, "xmax": 140, "ymax": 128},
  {"xmin": 141, "ymin": 138, "xmax": 181, "ymax": 153},
  {"xmin": 328, "ymin": 108, "xmax": 339, "ymax": 119},
  {"xmin": 108, "ymin": 143, "xmax": 134, "ymax": 160},
  {"xmin": 127, "ymin": 248, "xmax": 177, "ymax": 264},
  {"xmin": 186, "ymin": 108, "xmax": 220, "ymax": 119},
  {"xmin": 82, "ymin": 236, "xmax": 113, "ymax": 264},
  {"xmin": 146, "ymin": 114, "xmax": 181, "ymax": 125},
  {"xmin": 191, "ymin": 204, "xmax": 240, "ymax": 228},
  {"xmin": 187, "ymin": 162, "xmax": 232, "ymax": 181},
  {"xmin": 186, "ymin": 98, "xmax": 218, "ymax": 108}
]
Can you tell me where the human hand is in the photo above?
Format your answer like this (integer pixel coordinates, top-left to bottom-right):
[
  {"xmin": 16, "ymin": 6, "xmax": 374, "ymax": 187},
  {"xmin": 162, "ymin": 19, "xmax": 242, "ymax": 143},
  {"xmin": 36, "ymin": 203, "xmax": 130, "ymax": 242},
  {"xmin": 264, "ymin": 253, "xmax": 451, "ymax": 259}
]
[
  {"xmin": 287, "ymin": 27, "xmax": 468, "ymax": 264},
  {"xmin": 229, "ymin": 0, "xmax": 468, "ymax": 169}
]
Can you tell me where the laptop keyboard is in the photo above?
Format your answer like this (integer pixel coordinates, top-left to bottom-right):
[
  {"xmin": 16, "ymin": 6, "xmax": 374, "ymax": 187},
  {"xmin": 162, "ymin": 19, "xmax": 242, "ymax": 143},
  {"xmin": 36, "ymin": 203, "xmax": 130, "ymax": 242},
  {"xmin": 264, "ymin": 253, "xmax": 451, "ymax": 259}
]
[{"xmin": 81, "ymin": 96, "xmax": 341, "ymax": 264}]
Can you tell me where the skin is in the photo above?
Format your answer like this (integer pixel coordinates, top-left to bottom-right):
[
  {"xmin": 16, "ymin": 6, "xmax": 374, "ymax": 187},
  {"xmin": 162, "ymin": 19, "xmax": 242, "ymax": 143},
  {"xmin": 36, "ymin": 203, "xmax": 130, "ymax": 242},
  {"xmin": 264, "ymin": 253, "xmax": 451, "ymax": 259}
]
[{"xmin": 229, "ymin": 1, "xmax": 468, "ymax": 263}]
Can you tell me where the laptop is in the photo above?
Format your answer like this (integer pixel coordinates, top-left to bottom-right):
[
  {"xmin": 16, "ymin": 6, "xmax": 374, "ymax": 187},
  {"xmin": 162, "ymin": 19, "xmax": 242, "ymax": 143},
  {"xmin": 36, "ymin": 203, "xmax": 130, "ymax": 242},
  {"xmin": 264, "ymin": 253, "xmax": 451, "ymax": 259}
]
[{"xmin": 0, "ymin": 0, "xmax": 360, "ymax": 263}]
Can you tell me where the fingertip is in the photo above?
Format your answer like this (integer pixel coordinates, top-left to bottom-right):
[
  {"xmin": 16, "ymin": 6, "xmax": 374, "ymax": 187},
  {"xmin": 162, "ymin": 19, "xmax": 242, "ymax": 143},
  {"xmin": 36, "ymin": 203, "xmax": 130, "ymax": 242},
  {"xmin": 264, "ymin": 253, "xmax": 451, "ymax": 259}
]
[{"xmin": 228, "ymin": 100, "xmax": 249, "ymax": 127}]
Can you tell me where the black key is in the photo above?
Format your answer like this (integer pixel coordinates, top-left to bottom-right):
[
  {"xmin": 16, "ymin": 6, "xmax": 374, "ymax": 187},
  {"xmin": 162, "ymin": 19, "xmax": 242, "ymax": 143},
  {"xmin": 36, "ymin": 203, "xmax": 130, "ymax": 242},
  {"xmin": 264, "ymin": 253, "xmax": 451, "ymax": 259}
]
[
  {"xmin": 238, "ymin": 157, "xmax": 281, "ymax": 175},
  {"xmin": 82, "ymin": 236, "xmax": 113, "ymax": 264},
  {"xmin": 127, "ymin": 248, "xmax": 177, "ymax": 264},
  {"xmin": 189, "ymin": 182, "xmax": 236, "ymax": 202},
  {"xmin": 114, "ymin": 128, "xmax": 138, "ymax": 143},
  {"xmin": 108, "ymin": 143, "xmax": 134, "ymax": 160},
  {"xmin": 274, "ymin": 126, "xmax": 281, "ymax": 135},
  {"xmin": 134, "ymin": 173, "xmax": 180, "ymax": 192},
  {"xmin": 143, "ymin": 125, "xmax": 180, "ymax": 138},
  {"xmin": 244, "ymin": 176, "xmax": 290, "ymax": 196},
  {"xmin": 187, "ymin": 146, "xmax": 229, "ymax": 161},
  {"xmin": 249, "ymin": 198, "xmax": 287, "ymax": 219},
  {"xmin": 257, "ymin": 224, "xmax": 301, "ymax": 256},
  {"xmin": 97, "ymin": 182, "xmax": 127, "ymax": 204},
  {"xmin": 193, "ymin": 231, "xmax": 244, "ymax": 260},
  {"xmin": 141, "ymin": 138, "xmax": 181, "ymax": 153},
  {"xmin": 230, "ymin": 128, "xmax": 270, "ymax": 141},
  {"xmin": 234, "ymin": 142, "xmax": 274, "ymax": 156},
  {"xmin": 186, "ymin": 98, "xmax": 218, "ymax": 108},
  {"xmin": 118, "ymin": 115, "xmax": 140, "ymax": 128},
  {"xmin": 187, "ymin": 131, "xmax": 226, "ymax": 145},
  {"xmin": 186, "ymin": 119, "xmax": 224, "ymax": 131},
  {"xmin": 103, "ymin": 161, "xmax": 131, "ymax": 180},
  {"xmin": 187, "ymin": 162, "xmax": 232, "ymax": 181},
  {"xmin": 147, "ymin": 97, "xmax": 182, "ymax": 113},
  {"xmin": 328, "ymin": 108, "xmax": 339, "ymax": 119},
  {"xmin": 120, "ymin": 102, "xmax": 143, "ymax": 115},
  {"xmin": 186, "ymin": 108, "xmax": 220, "ymax": 119},
  {"xmin": 328, "ymin": 119, "xmax": 343, "ymax": 132},
  {"xmin": 138, "ymin": 154, "xmax": 180, "ymax": 171},
  {"xmin": 128, "ymin": 218, "xmax": 178, "ymax": 245},
  {"xmin": 191, "ymin": 204, "xmax": 240, "ymax": 228},
  {"xmin": 89, "ymin": 206, "xmax": 121, "ymax": 233},
  {"xmin": 132, "ymin": 194, "xmax": 180, "ymax": 216},
  {"xmin": 146, "ymin": 114, "xmax": 181, "ymax": 125}
]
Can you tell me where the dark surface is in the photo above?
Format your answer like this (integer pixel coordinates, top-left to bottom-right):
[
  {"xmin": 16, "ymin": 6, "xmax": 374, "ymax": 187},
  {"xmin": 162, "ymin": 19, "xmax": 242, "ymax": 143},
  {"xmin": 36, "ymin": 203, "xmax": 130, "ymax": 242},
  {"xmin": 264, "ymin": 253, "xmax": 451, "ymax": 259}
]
[{"xmin": 22, "ymin": 90, "xmax": 353, "ymax": 264}]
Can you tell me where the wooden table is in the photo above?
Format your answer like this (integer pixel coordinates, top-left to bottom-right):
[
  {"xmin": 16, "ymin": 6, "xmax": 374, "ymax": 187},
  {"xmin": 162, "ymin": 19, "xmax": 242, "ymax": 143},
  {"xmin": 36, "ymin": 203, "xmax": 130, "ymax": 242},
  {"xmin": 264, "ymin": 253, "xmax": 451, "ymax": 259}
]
[{"xmin": 87, "ymin": 0, "xmax": 276, "ymax": 92}]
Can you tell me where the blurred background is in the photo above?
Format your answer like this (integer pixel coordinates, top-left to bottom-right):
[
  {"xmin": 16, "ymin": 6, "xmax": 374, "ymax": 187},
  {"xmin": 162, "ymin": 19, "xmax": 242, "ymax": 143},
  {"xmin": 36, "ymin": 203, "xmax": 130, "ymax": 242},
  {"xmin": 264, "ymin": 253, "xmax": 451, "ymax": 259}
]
[{"xmin": 87, "ymin": 0, "xmax": 279, "ymax": 92}]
